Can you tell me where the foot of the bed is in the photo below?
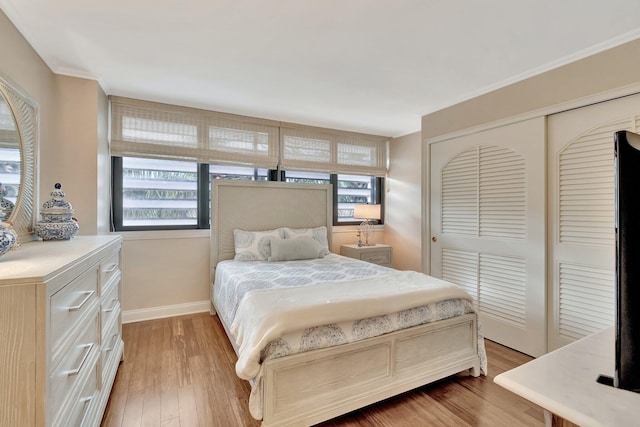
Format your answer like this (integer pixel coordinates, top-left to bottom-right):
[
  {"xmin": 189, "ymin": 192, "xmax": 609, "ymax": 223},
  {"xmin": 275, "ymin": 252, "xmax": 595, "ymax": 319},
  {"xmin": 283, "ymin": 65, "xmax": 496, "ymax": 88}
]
[
  {"xmin": 260, "ymin": 314, "xmax": 480, "ymax": 427},
  {"xmin": 209, "ymin": 302, "xmax": 216, "ymax": 316}
]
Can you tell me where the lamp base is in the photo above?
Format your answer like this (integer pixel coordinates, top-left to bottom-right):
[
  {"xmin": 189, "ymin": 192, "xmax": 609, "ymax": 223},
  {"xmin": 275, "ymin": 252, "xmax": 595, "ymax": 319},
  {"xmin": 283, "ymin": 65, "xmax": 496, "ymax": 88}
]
[{"xmin": 359, "ymin": 219, "xmax": 375, "ymax": 246}]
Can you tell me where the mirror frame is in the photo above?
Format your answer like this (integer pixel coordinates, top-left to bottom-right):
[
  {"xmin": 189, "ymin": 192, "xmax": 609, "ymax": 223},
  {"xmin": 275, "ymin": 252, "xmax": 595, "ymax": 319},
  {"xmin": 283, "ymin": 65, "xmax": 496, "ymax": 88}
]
[{"xmin": 0, "ymin": 74, "xmax": 38, "ymax": 242}]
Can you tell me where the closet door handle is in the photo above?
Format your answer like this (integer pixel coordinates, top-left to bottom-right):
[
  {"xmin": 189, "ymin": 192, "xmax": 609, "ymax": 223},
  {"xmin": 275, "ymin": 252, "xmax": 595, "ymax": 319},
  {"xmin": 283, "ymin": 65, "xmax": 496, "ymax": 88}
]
[
  {"xmin": 67, "ymin": 343, "xmax": 94, "ymax": 376},
  {"xmin": 68, "ymin": 291, "xmax": 95, "ymax": 312}
]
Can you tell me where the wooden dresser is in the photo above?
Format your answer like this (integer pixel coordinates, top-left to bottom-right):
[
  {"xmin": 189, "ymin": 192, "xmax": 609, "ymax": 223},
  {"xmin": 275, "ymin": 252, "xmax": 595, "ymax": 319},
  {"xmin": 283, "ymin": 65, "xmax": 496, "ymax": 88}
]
[{"xmin": 0, "ymin": 235, "xmax": 124, "ymax": 427}]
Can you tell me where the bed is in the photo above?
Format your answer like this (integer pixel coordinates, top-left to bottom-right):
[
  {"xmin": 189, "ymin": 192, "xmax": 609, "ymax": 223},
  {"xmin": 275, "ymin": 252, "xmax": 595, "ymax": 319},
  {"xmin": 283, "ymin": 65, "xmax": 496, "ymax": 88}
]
[{"xmin": 210, "ymin": 181, "xmax": 486, "ymax": 427}]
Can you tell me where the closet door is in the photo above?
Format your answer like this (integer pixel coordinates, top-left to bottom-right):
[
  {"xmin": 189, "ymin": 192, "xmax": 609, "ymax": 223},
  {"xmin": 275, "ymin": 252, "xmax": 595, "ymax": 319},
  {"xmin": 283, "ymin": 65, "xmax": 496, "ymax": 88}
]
[
  {"xmin": 430, "ymin": 117, "xmax": 546, "ymax": 357},
  {"xmin": 547, "ymin": 93, "xmax": 640, "ymax": 351}
]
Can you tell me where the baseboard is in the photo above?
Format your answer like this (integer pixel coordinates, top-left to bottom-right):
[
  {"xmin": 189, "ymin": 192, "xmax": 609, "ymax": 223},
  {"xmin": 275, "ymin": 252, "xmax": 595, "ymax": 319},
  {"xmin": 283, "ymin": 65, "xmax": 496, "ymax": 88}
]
[{"xmin": 122, "ymin": 300, "xmax": 211, "ymax": 324}]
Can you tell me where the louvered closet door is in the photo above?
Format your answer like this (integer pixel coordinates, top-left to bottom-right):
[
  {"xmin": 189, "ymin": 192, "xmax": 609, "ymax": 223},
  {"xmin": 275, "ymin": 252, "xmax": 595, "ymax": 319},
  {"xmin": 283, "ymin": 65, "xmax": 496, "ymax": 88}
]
[
  {"xmin": 547, "ymin": 93, "xmax": 640, "ymax": 351},
  {"xmin": 430, "ymin": 117, "xmax": 546, "ymax": 357}
]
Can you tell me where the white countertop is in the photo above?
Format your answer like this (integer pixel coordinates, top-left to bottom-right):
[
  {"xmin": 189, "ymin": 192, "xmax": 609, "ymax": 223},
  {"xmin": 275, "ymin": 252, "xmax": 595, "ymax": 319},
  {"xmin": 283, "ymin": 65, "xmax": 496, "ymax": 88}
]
[{"xmin": 494, "ymin": 327, "xmax": 640, "ymax": 427}]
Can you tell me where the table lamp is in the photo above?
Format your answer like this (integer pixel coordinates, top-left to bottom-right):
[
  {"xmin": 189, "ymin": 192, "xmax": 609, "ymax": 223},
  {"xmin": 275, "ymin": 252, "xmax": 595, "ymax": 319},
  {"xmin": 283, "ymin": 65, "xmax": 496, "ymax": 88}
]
[{"xmin": 354, "ymin": 204, "xmax": 381, "ymax": 246}]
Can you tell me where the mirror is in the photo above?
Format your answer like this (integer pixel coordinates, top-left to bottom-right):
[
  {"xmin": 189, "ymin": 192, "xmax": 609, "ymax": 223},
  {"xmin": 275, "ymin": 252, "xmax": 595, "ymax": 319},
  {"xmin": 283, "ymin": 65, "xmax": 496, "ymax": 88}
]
[
  {"xmin": 0, "ymin": 93, "xmax": 21, "ymax": 221},
  {"xmin": 0, "ymin": 75, "xmax": 38, "ymax": 242}
]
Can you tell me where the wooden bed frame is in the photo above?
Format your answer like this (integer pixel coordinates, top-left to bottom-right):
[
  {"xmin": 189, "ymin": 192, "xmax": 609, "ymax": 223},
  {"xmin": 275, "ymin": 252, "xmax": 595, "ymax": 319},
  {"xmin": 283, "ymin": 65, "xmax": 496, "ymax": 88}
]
[{"xmin": 210, "ymin": 181, "xmax": 480, "ymax": 427}]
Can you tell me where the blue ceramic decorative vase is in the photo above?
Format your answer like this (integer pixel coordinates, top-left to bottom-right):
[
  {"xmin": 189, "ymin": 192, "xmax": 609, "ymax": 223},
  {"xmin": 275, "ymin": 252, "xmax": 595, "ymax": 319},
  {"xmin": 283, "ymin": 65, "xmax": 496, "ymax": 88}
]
[
  {"xmin": 0, "ymin": 182, "xmax": 14, "ymax": 222},
  {"xmin": 35, "ymin": 183, "xmax": 79, "ymax": 241},
  {"xmin": 0, "ymin": 221, "xmax": 17, "ymax": 257}
]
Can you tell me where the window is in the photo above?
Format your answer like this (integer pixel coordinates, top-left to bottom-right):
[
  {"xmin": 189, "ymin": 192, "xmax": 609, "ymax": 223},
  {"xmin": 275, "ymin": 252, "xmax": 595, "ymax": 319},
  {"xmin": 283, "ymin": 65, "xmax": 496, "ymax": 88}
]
[
  {"xmin": 335, "ymin": 173, "xmax": 381, "ymax": 223},
  {"xmin": 112, "ymin": 157, "xmax": 268, "ymax": 231},
  {"xmin": 209, "ymin": 164, "xmax": 269, "ymax": 181},
  {"xmin": 110, "ymin": 97, "xmax": 388, "ymax": 231},
  {"xmin": 0, "ymin": 147, "xmax": 20, "ymax": 207},
  {"xmin": 112, "ymin": 159, "xmax": 383, "ymax": 230},
  {"xmin": 0, "ymin": 100, "xmax": 21, "ymax": 211},
  {"xmin": 112, "ymin": 157, "xmax": 198, "ymax": 229},
  {"xmin": 284, "ymin": 170, "xmax": 383, "ymax": 224}
]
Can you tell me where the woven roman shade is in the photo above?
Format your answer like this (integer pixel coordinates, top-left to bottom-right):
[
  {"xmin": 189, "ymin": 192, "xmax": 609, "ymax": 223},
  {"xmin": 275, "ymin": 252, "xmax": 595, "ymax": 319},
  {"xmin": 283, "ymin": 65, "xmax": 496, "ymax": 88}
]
[
  {"xmin": 280, "ymin": 123, "xmax": 388, "ymax": 176},
  {"xmin": 110, "ymin": 96, "xmax": 390, "ymax": 176},
  {"xmin": 110, "ymin": 97, "xmax": 279, "ymax": 168}
]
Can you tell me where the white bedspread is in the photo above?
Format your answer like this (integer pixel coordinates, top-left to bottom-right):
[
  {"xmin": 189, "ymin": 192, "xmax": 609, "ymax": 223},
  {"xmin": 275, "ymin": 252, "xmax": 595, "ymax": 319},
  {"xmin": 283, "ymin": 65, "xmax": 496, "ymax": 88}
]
[{"xmin": 231, "ymin": 270, "xmax": 472, "ymax": 380}]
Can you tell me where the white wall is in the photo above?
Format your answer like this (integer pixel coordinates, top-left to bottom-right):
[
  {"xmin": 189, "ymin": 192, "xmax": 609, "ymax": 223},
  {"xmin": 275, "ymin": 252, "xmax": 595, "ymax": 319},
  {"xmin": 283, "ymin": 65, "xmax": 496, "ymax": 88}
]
[
  {"xmin": 97, "ymin": 87, "xmax": 110, "ymax": 233},
  {"xmin": 1, "ymin": 9, "xmax": 115, "ymax": 238},
  {"xmin": 119, "ymin": 231, "xmax": 211, "ymax": 321},
  {"xmin": 422, "ymin": 38, "xmax": 640, "ymax": 139},
  {"xmin": 331, "ymin": 225, "xmax": 385, "ymax": 250},
  {"xmin": 52, "ymin": 75, "xmax": 107, "ymax": 235},
  {"xmin": 0, "ymin": 10, "xmax": 57, "ymax": 206},
  {"xmin": 385, "ymin": 132, "xmax": 422, "ymax": 271}
]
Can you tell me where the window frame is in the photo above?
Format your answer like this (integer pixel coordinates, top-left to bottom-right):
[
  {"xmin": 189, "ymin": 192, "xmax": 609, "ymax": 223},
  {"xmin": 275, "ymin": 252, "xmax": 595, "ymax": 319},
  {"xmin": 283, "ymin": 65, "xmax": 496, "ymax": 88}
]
[
  {"xmin": 280, "ymin": 170, "xmax": 384, "ymax": 226},
  {"xmin": 111, "ymin": 156, "xmax": 208, "ymax": 231},
  {"xmin": 331, "ymin": 174, "xmax": 384, "ymax": 226},
  {"xmin": 111, "ymin": 156, "xmax": 384, "ymax": 231}
]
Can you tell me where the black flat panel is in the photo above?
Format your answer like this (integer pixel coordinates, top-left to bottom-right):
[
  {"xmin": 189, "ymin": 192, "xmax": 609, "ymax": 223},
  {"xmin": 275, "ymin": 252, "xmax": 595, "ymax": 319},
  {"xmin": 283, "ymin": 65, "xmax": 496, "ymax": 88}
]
[{"xmin": 614, "ymin": 130, "xmax": 640, "ymax": 393}]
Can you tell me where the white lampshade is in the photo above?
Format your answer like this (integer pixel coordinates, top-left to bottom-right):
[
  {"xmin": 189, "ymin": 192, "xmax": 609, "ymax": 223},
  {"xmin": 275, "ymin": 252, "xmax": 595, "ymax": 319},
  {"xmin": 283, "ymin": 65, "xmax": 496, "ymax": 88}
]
[{"xmin": 354, "ymin": 204, "xmax": 381, "ymax": 220}]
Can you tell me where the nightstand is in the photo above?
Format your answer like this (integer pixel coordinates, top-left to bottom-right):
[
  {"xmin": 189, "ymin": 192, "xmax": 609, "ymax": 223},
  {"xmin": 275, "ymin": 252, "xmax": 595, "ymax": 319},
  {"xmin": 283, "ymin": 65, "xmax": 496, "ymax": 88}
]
[{"xmin": 340, "ymin": 244, "xmax": 393, "ymax": 267}]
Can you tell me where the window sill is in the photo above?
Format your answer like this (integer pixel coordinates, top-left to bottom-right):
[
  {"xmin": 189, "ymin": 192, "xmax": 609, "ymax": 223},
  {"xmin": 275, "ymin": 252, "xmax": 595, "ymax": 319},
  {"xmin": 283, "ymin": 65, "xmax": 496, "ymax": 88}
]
[{"xmin": 113, "ymin": 229, "xmax": 210, "ymax": 241}]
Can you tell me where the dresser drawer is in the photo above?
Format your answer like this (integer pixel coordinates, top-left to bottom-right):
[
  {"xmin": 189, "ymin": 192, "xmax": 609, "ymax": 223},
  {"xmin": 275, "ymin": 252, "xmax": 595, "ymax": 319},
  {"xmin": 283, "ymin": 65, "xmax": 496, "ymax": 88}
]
[
  {"xmin": 100, "ymin": 275, "xmax": 120, "ymax": 333},
  {"xmin": 58, "ymin": 360, "xmax": 99, "ymax": 427},
  {"xmin": 360, "ymin": 250, "xmax": 391, "ymax": 265},
  {"xmin": 101, "ymin": 309, "xmax": 122, "ymax": 387},
  {"xmin": 49, "ymin": 315, "xmax": 99, "ymax": 424},
  {"xmin": 340, "ymin": 244, "xmax": 393, "ymax": 267},
  {"xmin": 100, "ymin": 249, "xmax": 120, "ymax": 292},
  {"xmin": 50, "ymin": 266, "xmax": 99, "ymax": 351}
]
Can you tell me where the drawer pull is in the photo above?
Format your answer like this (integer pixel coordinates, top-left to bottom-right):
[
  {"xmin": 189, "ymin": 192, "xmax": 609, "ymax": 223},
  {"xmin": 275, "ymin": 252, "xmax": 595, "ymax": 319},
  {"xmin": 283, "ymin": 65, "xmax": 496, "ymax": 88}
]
[
  {"xmin": 104, "ymin": 263, "xmax": 118, "ymax": 273},
  {"xmin": 103, "ymin": 298, "xmax": 118, "ymax": 313},
  {"xmin": 67, "ymin": 343, "xmax": 94, "ymax": 376},
  {"xmin": 78, "ymin": 395, "xmax": 94, "ymax": 427},
  {"xmin": 365, "ymin": 256, "xmax": 387, "ymax": 263},
  {"xmin": 104, "ymin": 333, "xmax": 119, "ymax": 352},
  {"xmin": 68, "ymin": 291, "xmax": 95, "ymax": 312}
]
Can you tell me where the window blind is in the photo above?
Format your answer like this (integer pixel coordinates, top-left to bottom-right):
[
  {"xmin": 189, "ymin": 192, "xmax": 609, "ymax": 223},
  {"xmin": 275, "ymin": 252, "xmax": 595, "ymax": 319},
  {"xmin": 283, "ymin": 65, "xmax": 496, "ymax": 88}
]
[
  {"xmin": 110, "ymin": 97, "xmax": 280, "ymax": 168},
  {"xmin": 280, "ymin": 123, "xmax": 388, "ymax": 176},
  {"xmin": 110, "ymin": 97, "xmax": 390, "ymax": 176}
]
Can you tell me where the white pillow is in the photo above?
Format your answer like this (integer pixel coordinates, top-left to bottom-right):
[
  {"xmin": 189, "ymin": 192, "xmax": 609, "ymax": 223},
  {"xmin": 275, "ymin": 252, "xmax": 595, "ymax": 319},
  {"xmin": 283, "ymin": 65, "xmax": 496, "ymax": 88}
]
[
  {"xmin": 268, "ymin": 237, "xmax": 324, "ymax": 262},
  {"xmin": 282, "ymin": 226, "xmax": 330, "ymax": 256},
  {"xmin": 233, "ymin": 228, "xmax": 284, "ymax": 261}
]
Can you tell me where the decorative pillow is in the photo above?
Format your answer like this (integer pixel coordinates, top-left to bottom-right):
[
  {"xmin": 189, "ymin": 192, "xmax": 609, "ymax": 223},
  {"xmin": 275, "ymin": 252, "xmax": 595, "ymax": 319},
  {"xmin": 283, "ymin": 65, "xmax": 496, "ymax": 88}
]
[
  {"xmin": 282, "ymin": 226, "xmax": 330, "ymax": 256},
  {"xmin": 233, "ymin": 228, "xmax": 284, "ymax": 261},
  {"xmin": 268, "ymin": 237, "xmax": 324, "ymax": 262}
]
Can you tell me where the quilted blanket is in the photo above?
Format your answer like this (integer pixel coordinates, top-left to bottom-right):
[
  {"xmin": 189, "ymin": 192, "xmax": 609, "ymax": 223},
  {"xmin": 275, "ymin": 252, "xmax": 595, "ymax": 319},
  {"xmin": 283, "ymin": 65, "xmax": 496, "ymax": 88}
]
[{"xmin": 231, "ymin": 270, "xmax": 472, "ymax": 380}]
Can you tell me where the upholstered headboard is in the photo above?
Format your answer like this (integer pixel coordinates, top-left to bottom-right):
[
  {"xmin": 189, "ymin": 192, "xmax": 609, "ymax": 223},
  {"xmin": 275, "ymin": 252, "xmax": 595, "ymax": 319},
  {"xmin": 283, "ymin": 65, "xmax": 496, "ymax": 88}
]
[{"xmin": 210, "ymin": 181, "xmax": 333, "ymax": 273}]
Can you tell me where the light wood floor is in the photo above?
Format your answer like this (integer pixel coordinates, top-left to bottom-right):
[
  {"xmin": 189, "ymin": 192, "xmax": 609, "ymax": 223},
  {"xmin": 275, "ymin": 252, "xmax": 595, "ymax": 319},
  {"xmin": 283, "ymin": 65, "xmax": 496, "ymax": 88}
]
[{"xmin": 101, "ymin": 312, "xmax": 545, "ymax": 427}]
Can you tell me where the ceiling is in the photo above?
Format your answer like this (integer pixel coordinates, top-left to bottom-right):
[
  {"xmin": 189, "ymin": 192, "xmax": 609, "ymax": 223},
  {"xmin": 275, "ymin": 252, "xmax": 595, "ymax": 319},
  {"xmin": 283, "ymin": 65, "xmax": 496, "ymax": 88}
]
[{"xmin": 2, "ymin": 1, "xmax": 640, "ymax": 137}]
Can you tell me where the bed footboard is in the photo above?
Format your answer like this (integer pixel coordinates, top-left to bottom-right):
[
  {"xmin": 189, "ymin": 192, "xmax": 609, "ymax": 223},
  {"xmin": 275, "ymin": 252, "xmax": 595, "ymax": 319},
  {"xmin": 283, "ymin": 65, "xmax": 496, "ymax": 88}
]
[{"xmin": 261, "ymin": 313, "xmax": 479, "ymax": 427}]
